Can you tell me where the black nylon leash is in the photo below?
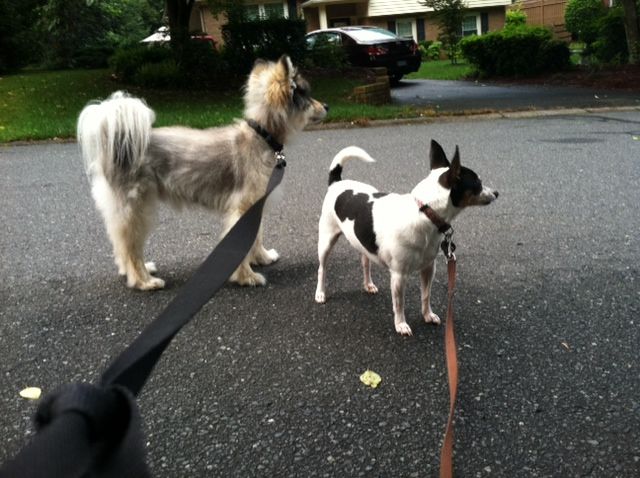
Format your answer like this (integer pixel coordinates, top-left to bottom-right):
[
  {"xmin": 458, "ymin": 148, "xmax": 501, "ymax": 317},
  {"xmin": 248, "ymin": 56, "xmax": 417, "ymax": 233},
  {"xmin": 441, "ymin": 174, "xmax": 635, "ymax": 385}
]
[{"xmin": 0, "ymin": 160, "xmax": 286, "ymax": 478}]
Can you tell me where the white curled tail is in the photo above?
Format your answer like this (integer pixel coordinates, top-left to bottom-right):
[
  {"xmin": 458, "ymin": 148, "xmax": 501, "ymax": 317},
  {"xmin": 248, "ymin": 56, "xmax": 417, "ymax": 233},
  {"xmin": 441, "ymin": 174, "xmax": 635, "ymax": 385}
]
[
  {"xmin": 77, "ymin": 91, "xmax": 155, "ymax": 180},
  {"xmin": 328, "ymin": 146, "xmax": 375, "ymax": 185}
]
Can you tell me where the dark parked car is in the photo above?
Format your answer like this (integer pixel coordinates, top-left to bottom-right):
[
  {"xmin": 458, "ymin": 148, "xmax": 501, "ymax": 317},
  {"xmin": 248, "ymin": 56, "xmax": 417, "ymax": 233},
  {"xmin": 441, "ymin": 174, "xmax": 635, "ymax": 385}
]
[{"xmin": 305, "ymin": 26, "xmax": 421, "ymax": 84}]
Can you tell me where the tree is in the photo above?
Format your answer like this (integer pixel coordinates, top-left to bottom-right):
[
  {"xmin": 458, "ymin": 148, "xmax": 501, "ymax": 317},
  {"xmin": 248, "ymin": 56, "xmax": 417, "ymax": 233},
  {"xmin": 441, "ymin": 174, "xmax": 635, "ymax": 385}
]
[
  {"xmin": 420, "ymin": 0, "xmax": 467, "ymax": 64},
  {"xmin": 36, "ymin": 0, "xmax": 108, "ymax": 68},
  {"xmin": 34, "ymin": 0, "xmax": 164, "ymax": 68},
  {"xmin": 619, "ymin": 0, "xmax": 640, "ymax": 64},
  {"xmin": 0, "ymin": 0, "xmax": 46, "ymax": 71},
  {"xmin": 166, "ymin": 0, "xmax": 196, "ymax": 62},
  {"xmin": 565, "ymin": 0, "xmax": 606, "ymax": 52}
]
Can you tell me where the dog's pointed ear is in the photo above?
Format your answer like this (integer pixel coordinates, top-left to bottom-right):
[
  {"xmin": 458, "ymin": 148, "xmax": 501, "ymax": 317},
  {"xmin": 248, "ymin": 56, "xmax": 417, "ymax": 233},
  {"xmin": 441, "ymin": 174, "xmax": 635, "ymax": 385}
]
[
  {"xmin": 430, "ymin": 140, "xmax": 450, "ymax": 170},
  {"xmin": 448, "ymin": 145, "xmax": 462, "ymax": 182},
  {"xmin": 278, "ymin": 55, "xmax": 294, "ymax": 79},
  {"xmin": 439, "ymin": 145, "xmax": 462, "ymax": 189}
]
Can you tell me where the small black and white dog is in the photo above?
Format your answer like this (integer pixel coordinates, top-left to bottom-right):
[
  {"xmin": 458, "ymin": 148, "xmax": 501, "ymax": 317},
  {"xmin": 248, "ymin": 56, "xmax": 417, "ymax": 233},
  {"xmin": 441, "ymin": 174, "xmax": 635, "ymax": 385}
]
[{"xmin": 314, "ymin": 140, "xmax": 499, "ymax": 336}]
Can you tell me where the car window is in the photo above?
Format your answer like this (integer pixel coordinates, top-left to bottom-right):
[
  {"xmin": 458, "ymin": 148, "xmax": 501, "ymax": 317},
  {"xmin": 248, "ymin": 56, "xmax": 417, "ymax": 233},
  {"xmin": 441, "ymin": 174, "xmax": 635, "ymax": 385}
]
[
  {"xmin": 345, "ymin": 28, "xmax": 398, "ymax": 42},
  {"xmin": 325, "ymin": 32, "xmax": 342, "ymax": 46},
  {"xmin": 306, "ymin": 34, "xmax": 318, "ymax": 48},
  {"xmin": 341, "ymin": 34, "xmax": 356, "ymax": 47},
  {"xmin": 307, "ymin": 32, "xmax": 342, "ymax": 48}
]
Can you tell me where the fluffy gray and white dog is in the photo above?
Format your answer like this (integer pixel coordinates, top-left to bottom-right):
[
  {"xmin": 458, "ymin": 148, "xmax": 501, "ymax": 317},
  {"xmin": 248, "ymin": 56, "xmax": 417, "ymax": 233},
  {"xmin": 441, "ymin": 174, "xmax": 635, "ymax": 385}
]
[{"xmin": 77, "ymin": 55, "xmax": 328, "ymax": 290}]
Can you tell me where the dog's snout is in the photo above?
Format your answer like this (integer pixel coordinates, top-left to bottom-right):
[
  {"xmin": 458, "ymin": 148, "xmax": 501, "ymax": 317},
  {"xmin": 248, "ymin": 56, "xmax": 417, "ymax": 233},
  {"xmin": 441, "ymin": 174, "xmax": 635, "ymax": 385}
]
[
  {"xmin": 493, "ymin": 190, "xmax": 499, "ymax": 199},
  {"xmin": 322, "ymin": 103, "xmax": 329, "ymax": 113}
]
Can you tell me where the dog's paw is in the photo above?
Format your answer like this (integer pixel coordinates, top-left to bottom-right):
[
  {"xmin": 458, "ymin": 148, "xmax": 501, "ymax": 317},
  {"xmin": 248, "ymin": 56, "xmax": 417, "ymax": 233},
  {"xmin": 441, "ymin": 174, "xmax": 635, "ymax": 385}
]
[
  {"xmin": 230, "ymin": 270, "xmax": 267, "ymax": 287},
  {"xmin": 424, "ymin": 312, "xmax": 441, "ymax": 325},
  {"xmin": 116, "ymin": 259, "xmax": 126, "ymax": 276},
  {"xmin": 395, "ymin": 322, "xmax": 413, "ymax": 336},
  {"xmin": 251, "ymin": 248, "xmax": 279, "ymax": 266},
  {"xmin": 315, "ymin": 291, "xmax": 326, "ymax": 303},
  {"xmin": 263, "ymin": 248, "xmax": 279, "ymax": 265},
  {"xmin": 132, "ymin": 277, "xmax": 165, "ymax": 291},
  {"xmin": 364, "ymin": 282, "xmax": 378, "ymax": 294},
  {"xmin": 145, "ymin": 261, "xmax": 158, "ymax": 274}
]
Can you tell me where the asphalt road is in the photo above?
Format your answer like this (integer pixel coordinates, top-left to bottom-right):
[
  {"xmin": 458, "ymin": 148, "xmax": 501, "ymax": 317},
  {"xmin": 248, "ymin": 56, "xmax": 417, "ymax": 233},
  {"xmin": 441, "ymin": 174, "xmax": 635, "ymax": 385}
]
[
  {"xmin": 392, "ymin": 79, "xmax": 640, "ymax": 112},
  {"xmin": 1, "ymin": 110, "xmax": 639, "ymax": 477}
]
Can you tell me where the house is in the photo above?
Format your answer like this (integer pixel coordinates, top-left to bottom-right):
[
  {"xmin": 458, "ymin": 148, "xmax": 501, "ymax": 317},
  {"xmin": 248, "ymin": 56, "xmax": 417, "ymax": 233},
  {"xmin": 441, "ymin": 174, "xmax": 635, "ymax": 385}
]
[
  {"xmin": 301, "ymin": 0, "xmax": 511, "ymax": 41},
  {"xmin": 191, "ymin": 0, "xmax": 512, "ymax": 45}
]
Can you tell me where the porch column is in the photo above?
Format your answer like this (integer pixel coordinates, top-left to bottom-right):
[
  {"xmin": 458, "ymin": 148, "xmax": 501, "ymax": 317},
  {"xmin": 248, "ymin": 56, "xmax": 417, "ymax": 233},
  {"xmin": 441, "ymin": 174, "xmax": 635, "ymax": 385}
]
[{"xmin": 319, "ymin": 5, "xmax": 328, "ymax": 29}]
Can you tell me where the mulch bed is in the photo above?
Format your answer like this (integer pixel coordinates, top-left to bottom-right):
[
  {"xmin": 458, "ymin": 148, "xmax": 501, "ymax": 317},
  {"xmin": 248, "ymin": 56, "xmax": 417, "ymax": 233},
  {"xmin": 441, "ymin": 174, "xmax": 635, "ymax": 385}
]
[{"xmin": 488, "ymin": 64, "xmax": 640, "ymax": 91}]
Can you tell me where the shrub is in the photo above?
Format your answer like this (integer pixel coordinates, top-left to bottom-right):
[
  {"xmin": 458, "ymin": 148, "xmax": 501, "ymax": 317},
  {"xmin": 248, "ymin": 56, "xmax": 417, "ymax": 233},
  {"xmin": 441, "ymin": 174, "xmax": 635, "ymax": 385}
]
[
  {"xmin": 418, "ymin": 41, "xmax": 442, "ymax": 61},
  {"xmin": 133, "ymin": 59, "xmax": 182, "ymax": 88},
  {"xmin": 222, "ymin": 17, "xmax": 308, "ymax": 74},
  {"xmin": 180, "ymin": 40, "xmax": 229, "ymax": 84},
  {"xmin": 110, "ymin": 44, "xmax": 173, "ymax": 83},
  {"xmin": 460, "ymin": 25, "xmax": 570, "ymax": 76},
  {"xmin": 72, "ymin": 45, "xmax": 115, "ymax": 69},
  {"xmin": 426, "ymin": 41, "xmax": 443, "ymax": 60},
  {"xmin": 110, "ymin": 40, "xmax": 231, "ymax": 89}
]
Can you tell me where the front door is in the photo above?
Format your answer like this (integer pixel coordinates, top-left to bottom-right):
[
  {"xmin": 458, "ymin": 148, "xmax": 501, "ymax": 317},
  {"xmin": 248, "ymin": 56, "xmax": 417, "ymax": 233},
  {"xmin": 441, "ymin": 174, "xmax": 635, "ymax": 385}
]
[{"xmin": 330, "ymin": 17, "xmax": 351, "ymax": 28}]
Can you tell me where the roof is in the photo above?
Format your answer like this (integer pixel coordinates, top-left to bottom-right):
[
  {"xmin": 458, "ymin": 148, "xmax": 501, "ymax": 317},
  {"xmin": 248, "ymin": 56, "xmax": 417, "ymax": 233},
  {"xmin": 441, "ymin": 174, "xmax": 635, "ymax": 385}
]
[
  {"xmin": 301, "ymin": 0, "xmax": 511, "ymax": 14},
  {"xmin": 301, "ymin": 0, "xmax": 366, "ymax": 6},
  {"xmin": 141, "ymin": 26, "xmax": 169, "ymax": 43}
]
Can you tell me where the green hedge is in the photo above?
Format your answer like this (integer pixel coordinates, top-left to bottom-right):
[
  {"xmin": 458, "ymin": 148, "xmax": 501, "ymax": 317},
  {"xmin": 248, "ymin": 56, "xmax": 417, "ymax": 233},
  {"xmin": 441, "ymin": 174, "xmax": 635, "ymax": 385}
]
[
  {"xmin": 222, "ymin": 17, "xmax": 307, "ymax": 73},
  {"xmin": 110, "ymin": 41, "xmax": 228, "ymax": 89},
  {"xmin": 460, "ymin": 25, "xmax": 570, "ymax": 77},
  {"xmin": 110, "ymin": 45, "xmax": 173, "ymax": 83},
  {"xmin": 110, "ymin": 18, "xmax": 308, "ymax": 89},
  {"xmin": 133, "ymin": 59, "xmax": 182, "ymax": 89}
]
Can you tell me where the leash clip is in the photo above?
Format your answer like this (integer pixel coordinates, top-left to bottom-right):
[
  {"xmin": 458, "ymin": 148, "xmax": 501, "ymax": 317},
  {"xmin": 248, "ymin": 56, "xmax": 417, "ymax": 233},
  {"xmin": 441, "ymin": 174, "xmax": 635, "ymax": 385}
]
[
  {"xmin": 275, "ymin": 151, "xmax": 287, "ymax": 168},
  {"xmin": 441, "ymin": 228, "xmax": 456, "ymax": 261}
]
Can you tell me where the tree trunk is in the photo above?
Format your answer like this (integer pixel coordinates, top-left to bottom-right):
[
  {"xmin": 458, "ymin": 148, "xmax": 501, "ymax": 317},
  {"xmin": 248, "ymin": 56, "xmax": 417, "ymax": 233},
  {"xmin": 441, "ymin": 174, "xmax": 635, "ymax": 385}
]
[
  {"xmin": 620, "ymin": 0, "xmax": 640, "ymax": 64},
  {"xmin": 166, "ymin": 0, "xmax": 195, "ymax": 63}
]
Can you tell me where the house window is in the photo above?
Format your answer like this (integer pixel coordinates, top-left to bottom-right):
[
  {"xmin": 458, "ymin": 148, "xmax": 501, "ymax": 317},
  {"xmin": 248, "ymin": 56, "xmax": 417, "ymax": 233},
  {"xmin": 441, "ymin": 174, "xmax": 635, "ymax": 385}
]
[
  {"xmin": 461, "ymin": 14, "xmax": 480, "ymax": 36},
  {"xmin": 245, "ymin": 4, "xmax": 261, "ymax": 20},
  {"xmin": 263, "ymin": 2, "xmax": 285, "ymax": 18},
  {"xmin": 396, "ymin": 19, "xmax": 413, "ymax": 39},
  {"xmin": 245, "ymin": 2, "xmax": 286, "ymax": 20}
]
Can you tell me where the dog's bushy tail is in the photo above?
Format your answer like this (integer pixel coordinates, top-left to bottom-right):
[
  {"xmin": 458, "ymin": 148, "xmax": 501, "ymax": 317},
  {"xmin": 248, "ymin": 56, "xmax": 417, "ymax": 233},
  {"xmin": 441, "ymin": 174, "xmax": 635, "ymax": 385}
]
[
  {"xmin": 328, "ymin": 146, "xmax": 375, "ymax": 186},
  {"xmin": 77, "ymin": 91, "xmax": 155, "ymax": 181}
]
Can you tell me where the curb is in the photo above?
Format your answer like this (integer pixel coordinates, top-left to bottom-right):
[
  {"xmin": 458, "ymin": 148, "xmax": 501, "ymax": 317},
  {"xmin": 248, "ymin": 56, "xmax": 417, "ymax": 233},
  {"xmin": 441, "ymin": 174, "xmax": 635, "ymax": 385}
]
[
  {"xmin": 3, "ymin": 105, "xmax": 640, "ymax": 146},
  {"xmin": 305, "ymin": 105, "xmax": 640, "ymax": 131}
]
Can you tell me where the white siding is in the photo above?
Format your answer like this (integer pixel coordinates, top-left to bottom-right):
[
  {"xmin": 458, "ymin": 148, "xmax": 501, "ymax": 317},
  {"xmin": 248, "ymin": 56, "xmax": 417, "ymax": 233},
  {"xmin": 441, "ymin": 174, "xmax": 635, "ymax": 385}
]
[
  {"xmin": 367, "ymin": 0, "xmax": 510, "ymax": 17},
  {"xmin": 466, "ymin": 0, "xmax": 511, "ymax": 7},
  {"xmin": 368, "ymin": 0, "xmax": 426, "ymax": 16}
]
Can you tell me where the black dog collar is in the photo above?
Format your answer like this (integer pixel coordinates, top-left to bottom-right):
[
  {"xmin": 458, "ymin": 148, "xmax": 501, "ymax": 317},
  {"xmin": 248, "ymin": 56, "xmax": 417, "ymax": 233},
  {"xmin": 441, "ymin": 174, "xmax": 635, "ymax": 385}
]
[{"xmin": 246, "ymin": 119, "xmax": 283, "ymax": 153}]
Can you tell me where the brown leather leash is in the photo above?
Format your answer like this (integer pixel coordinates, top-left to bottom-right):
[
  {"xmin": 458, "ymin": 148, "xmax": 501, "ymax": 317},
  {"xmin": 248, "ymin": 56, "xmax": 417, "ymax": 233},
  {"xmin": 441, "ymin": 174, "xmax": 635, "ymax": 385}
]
[{"xmin": 440, "ymin": 232, "xmax": 458, "ymax": 478}]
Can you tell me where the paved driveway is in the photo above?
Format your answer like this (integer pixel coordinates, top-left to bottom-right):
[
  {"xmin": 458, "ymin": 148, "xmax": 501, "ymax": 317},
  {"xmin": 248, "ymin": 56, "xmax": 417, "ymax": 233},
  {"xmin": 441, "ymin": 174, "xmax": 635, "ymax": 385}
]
[
  {"xmin": 392, "ymin": 79, "xmax": 640, "ymax": 112},
  {"xmin": 1, "ymin": 111, "xmax": 639, "ymax": 477}
]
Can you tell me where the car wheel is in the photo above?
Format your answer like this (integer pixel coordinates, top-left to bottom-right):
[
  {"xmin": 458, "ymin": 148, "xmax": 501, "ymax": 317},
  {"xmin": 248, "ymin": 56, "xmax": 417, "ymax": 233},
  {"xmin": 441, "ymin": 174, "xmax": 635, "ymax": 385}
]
[{"xmin": 389, "ymin": 74, "xmax": 403, "ymax": 86}]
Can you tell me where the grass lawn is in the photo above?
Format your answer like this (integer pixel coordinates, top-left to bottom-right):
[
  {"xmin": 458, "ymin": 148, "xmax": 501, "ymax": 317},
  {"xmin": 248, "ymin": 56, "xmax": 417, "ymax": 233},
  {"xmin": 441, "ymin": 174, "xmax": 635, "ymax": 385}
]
[
  {"xmin": 406, "ymin": 60, "xmax": 473, "ymax": 81},
  {"xmin": 0, "ymin": 69, "xmax": 245, "ymax": 142},
  {"xmin": 0, "ymin": 65, "xmax": 464, "ymax": 143}
]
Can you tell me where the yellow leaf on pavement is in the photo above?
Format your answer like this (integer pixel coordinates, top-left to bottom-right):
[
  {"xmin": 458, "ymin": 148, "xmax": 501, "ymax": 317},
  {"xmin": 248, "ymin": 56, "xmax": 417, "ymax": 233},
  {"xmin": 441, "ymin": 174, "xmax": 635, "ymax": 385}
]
[
  {"xmin": 360, "ymin": 370, "xmax": 382, "ymax": 388},
  {"xmin": 19, "ymin": 387, "xmax": 42, "ymax": 400}
]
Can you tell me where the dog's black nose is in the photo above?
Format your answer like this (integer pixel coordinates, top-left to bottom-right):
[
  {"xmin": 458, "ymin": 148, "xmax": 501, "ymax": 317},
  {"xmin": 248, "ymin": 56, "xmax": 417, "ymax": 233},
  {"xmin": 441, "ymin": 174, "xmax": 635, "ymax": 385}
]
[
  {"xmin": 493, "ymin": 190, "xmax": 499, "ymax": 198},
  {"xmin": 323, "ymin": 103, "xmax": 329, "ymax": 112}
]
